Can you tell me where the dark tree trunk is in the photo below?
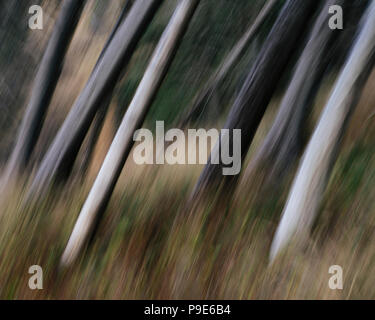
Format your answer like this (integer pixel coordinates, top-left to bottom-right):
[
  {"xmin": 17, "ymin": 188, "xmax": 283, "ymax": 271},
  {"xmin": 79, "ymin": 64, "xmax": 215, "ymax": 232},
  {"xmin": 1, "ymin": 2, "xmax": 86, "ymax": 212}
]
[
  {"xmin": 190, "ymin": 0, "xmax": 321, "ymax": 201},
  {"xmin": 28, "ymin": 0, "xmax": 163, "ymax": 197},
  {"xmin": 0, "ymin": 1, "xmax": 43, "ymax": 155},
  {"xmin": 1, "ymin": 0, "xmax": 85, "ymax": 185}
]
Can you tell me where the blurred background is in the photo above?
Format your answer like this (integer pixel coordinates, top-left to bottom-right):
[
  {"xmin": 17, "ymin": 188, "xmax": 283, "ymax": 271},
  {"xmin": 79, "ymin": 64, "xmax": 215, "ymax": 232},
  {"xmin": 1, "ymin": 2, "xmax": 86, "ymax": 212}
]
[{"xmin": 0, "ymin": 0, "xmax": 375, "ymax": 299}]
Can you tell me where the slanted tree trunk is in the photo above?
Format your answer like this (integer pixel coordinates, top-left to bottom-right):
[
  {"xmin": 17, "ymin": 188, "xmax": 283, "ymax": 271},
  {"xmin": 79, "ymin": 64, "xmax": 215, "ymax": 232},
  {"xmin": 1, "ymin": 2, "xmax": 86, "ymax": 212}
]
[
  {"xmin": 1, "ymin": 0, "xmax": 85, "ymax": 186},
  {"xmin": 0, "ymin": 1, "xmax": 43, "ymax": 157},
  {"xmin": 79, "ymin": 0, "xmax": 135, "ymax": 176},
  {"xmin": 190, "ymin": 0, "xmax": 320, "ymax": 201},
  {"xmin": 180, "ymin": 0, "xmax": 278, "ymax": 126},
  {"xmin": 93, "ymin": 0, "xmax": 135, "ymax": 70},
  {"xmin": 60, "ymin": 0, "xmax": 200, "ymax": 268},
  {"xmin": 28, "ymin": 0, "xmax": 163, "ymax": 197},
  {"xmin": 270, "ymin": 1, "xmax": 375, "ymax": 262}
]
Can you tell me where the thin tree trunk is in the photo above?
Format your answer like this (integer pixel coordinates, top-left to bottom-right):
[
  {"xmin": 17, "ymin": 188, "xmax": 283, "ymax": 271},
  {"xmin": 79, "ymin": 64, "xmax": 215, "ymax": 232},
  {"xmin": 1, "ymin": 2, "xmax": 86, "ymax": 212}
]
[
  {"xmin": 60, "ymin": 0, "xmax": 200, "ymax": 268},
  {"xmin": 28, "ymin": 0, "xmax": 163, "ymax": 197},
  {"xmin": 270, "ymin": 1, "xmax": 375, "ymax": 262},
  {"xmin": 180, "ymin": 0, "xmax": 278, "ymax": 126},
  {"xmin": 190, "ymin": 0, "xmax": 320, "ymax": 201},
  {"xmin": 1, "ymin": 0, "xmax": 85, "ymax": 185}
]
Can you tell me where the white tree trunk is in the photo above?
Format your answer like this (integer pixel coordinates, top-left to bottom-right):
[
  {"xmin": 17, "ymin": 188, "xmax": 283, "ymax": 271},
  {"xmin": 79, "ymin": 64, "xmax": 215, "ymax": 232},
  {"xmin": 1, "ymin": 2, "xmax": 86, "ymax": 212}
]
[
  {"xmin": 270, "ymin": 1, "xmax": 375, "ymax": 262},
  {"xmin": 60, "ymin": 0, "xmax": 199, "ymax": 268}
]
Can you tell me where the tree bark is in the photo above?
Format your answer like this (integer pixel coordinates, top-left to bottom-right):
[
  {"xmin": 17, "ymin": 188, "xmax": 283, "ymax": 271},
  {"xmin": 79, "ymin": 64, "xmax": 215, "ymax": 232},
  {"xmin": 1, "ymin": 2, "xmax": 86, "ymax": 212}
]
[
  {"xmin": 270, "ymin": 1, "xmax": 375, "ymax": 262},
  {"xmin": 190, "ymin": 0, "xmax": 320, "ymax": 201},
  {"xmin": 28, "ymin": 0, "xmax": 163, "ymax": 197},
  {"xmin": 180, "ymin": 0, "xmax": 278, "ymax": 126},
  {"xmin": 1, "ymin": 0, "xmax": 85, "ymax": 185},
  {"xmin": 60, "ymin": 0, "xmax": 200, "ymax": 268}
]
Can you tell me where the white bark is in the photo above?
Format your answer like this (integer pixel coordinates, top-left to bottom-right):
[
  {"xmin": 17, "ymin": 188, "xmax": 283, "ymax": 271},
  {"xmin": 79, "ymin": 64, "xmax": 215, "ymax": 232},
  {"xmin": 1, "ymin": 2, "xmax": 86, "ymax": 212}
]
[
  {"xmin": 270, "ymin": 1, "xmax": 375, "ymax": 262},
  {"xmin": 60, "ymin": 0, "xmax": 199, "ymax": 267}
]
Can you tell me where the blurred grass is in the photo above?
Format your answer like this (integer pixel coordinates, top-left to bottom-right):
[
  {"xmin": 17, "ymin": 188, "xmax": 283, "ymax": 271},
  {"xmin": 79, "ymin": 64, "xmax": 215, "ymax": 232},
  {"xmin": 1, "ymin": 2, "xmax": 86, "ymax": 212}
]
[{"xmin": 0, "ymin": 114, "xmax": 374, "ymax": 299}]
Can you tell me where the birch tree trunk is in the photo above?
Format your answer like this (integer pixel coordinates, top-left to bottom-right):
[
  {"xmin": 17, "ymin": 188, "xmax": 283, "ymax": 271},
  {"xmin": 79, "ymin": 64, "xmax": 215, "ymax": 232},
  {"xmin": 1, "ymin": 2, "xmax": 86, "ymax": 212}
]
[
  {"xmin": 270, "ymin": 0, "xmax": 375, "ymax": 262},
  {"xmin": 248, "ymin": 0, "xmax": 343, "ymax": 182},
  {"xmin": 190, "ymin": 0, "xmax": 320, "ymax": 201},
  {"xmin": 28, "ymin": 0, "xmax": 163, "ymax": 196},
  {"xmin": 180, "ymin": 0, "xmax": 278, "ymax": 126},
  {"xmin": 60, "ymin": 0, "xmax": 200, "ymax": 268},
  {"xmin": 1, "ymin": 0, "xmax": 85, "ymax": 185}
]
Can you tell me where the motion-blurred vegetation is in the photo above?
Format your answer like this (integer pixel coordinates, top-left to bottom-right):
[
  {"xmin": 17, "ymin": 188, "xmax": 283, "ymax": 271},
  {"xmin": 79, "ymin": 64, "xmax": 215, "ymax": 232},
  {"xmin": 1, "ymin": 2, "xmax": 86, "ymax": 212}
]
[{"xmin": 0, "ymin": 0, "xmax": 375, "ymax": 299}]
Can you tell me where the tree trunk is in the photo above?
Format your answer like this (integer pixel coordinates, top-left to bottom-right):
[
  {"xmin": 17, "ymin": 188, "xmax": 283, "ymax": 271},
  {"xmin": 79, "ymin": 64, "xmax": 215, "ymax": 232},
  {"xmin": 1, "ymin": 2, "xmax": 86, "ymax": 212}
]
[
  {"xmin": 60, "ymin": 0, "xmax": 200, "ymax": 268},
  {"xmin": 79, "ymin": 0, "xmax": 135, "ymax": 176},
  {"xmin": 270, "ymin": 1, "xmax": 375, "ymax": 262},
  {"xmin": 28, "ymin": 0, "xmax": 163, "ymax": 197},
  {"xmin": 180, "ymin": 0, "xmax": 278, "ymax": 126},
  {"xmin": 93, "ymin": 0, "xmax": 134, "ymax": 71},
  {"xmin": 0, "ymin": 1, "xmax": 43, "ymax": 158},
  {"xmin": 1, "ymin": 0, "xmax": 85, "ymax": 185},
  {"xmin": 190, "ymin": 0, "xmax": 320, "ymax": 201}
]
